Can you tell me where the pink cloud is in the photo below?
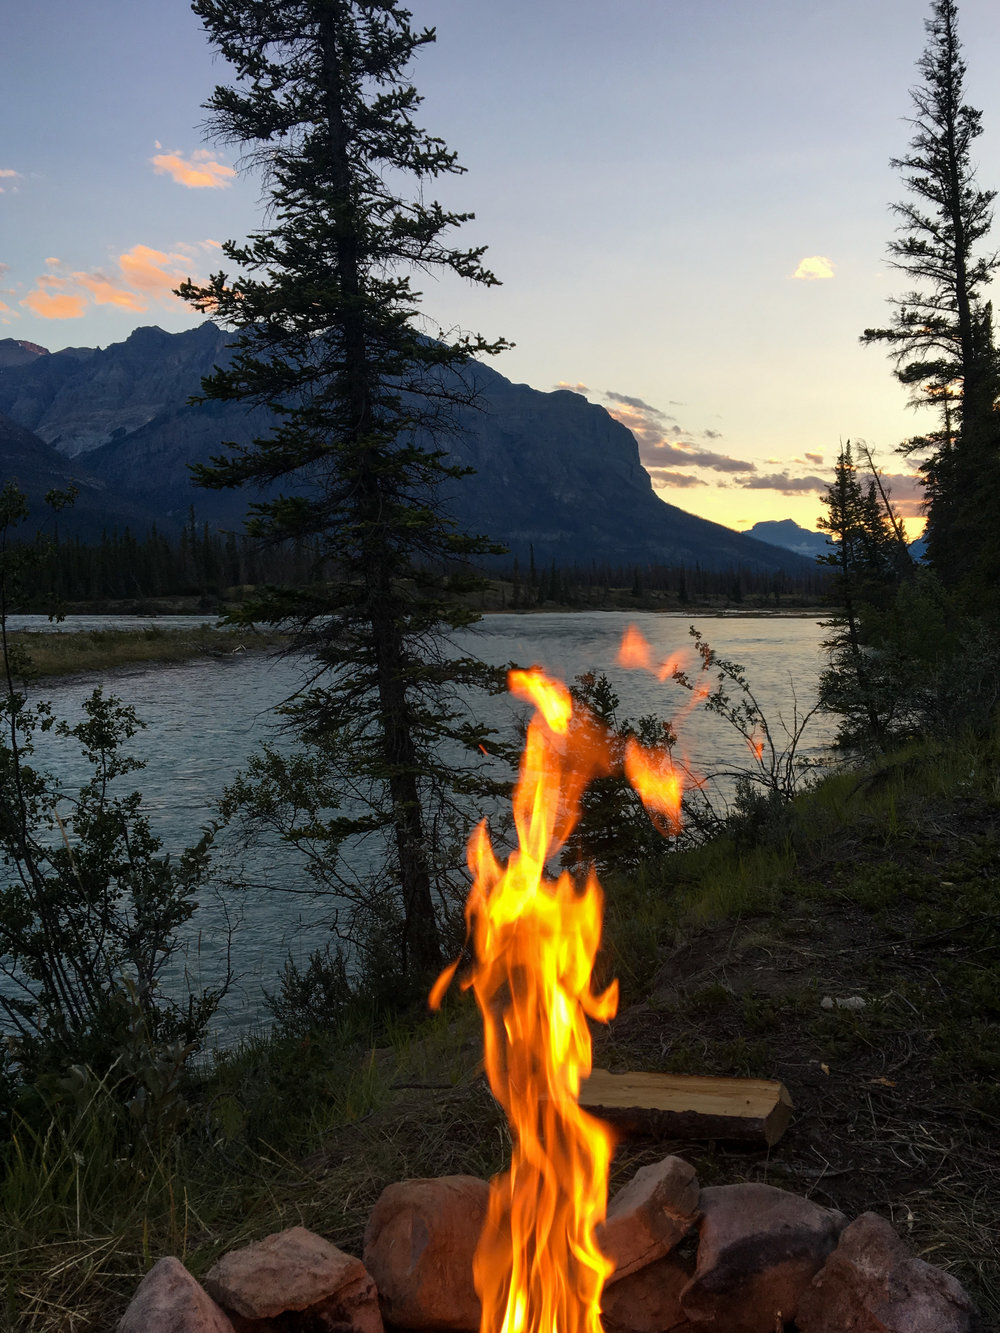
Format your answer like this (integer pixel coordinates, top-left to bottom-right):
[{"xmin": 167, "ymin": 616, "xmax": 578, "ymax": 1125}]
[
  {"xmin": 73, "ymin": 271, "xmax": 147, "ymax": 311},
  {"xmin": 151, "ymin": 149, "xmax": 235, "ymax": 189},
  {"xmin": 21, "ymin": 286, "xmax": 86, "ymax": 319},
  {"xmin": 17, "ymin": 243, "xmax": 207, "ymax": 320},
  {"xmin": 118, "ymin": 243, "xmax": 193, "ymax": 297}
]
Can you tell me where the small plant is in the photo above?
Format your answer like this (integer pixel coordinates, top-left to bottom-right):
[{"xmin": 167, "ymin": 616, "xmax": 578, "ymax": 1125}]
[{"xmin": 672, "ymin": 627, "xmax": 824, "ymax": 843}]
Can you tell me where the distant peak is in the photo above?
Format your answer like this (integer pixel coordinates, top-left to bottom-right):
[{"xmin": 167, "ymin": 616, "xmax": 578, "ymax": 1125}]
[{"xmin": 0, "ymin": 338, "xmax": 50, "ymax": 367}]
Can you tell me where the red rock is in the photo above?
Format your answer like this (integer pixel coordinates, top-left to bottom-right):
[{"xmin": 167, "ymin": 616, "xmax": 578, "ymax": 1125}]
[
  {"xmin": 363, "ymin": 1174, "xmax": 489, "ymax": 1330},
  {"xmin": 680, "ymin": 1182, "xmax": 845, "ymax": 1333},
  {"xmin": 203, "ymin": 1226, "xmax": 381, "ymax": 1333},
  {"xmin": 116, "ymin": 1256, "xmax": 236, "ymax": 1333},
  {"xmin": 601, "ymin": 1251, "xmax": 693, "ymax": 1332},
  {"xmin": 796, "ymin": 1210, "xmax": 979, "ymax": 1333},
  {"xmin": 600, "ymin": 1156, "xmax": 700, "ymax": 1283}
]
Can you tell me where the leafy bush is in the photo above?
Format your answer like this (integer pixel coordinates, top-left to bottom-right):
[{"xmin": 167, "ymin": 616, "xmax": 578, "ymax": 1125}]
[{"xmin": 0, "ymin": 483, "xmax": 224, "ymax": 1122}]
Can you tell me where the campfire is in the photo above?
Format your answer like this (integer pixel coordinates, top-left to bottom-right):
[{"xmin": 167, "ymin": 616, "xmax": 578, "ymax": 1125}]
[
  {"xmin": 117, "ymin": 634, "xmax": 982, "ymax": 1333},
  {"xmin": 428, "ymin": 655, "xmax": 690, "ymax": 1333}
]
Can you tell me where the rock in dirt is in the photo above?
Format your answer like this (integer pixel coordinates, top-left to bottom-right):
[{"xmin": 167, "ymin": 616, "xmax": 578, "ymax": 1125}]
[
  {"xmin": 796, "ymin": 1210, "xmax": 979, "ymax": 1333},
  {"xmin": 117, "ymin": 1256, "xmax": 236, "ymax": 1333},
  {"xmin": 679, "ymin": 1182, "xmax": 845, "ymax": 1333},
  {"xmin": 363, "ymin": 1174, "xmax": 489, "ymax": 1330},
  {"xmin": 203, "ymin": 1226, "xmax": 382, "ymax": 1332},
  {"xmin": 601, "ymin": 1251, "xmax": 694, "ymax": 1332},
  {"xmin": 599, "ymin": 1155, "xmax": 700, "ymax": 1283}
]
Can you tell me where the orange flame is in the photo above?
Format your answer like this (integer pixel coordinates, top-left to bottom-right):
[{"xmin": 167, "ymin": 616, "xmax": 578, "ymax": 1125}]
[
  {"xmin": 622, "ymin": 737, "xmax": 684, "ymax": 834},
  {"xmin": 433, "ymin": 667, "xmax": 619, "ymax": 1333},
  {"xmin": 433, "ymin": 646, "xmax": 702, "ymax": 1333}
]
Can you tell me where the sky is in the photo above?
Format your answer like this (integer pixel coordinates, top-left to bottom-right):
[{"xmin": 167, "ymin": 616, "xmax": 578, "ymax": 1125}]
[{"xmin": 5, "ymin": 1, "xmax": 1000, "ymax": 538}]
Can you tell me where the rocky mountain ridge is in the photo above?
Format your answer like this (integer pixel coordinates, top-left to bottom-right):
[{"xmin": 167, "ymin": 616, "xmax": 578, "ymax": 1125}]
[{"xmin": 0, "ymin": 325, "xmax": 815, "ymax": 574}]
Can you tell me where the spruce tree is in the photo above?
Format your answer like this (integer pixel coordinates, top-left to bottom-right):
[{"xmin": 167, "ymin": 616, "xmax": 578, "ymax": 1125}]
[
  {"xmin": 180, "ymin": 0, "xmax": 509, "ymax": 981},
  {"xmin": 861, "ymin": 0, "xmax": 1000, "ymax": 588},
  {"xmin": 817, "ymin": 444, "xmax": 911, "ymax": 747}
]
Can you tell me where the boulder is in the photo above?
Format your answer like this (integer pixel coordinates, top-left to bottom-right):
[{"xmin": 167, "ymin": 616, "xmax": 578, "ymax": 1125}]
[
  {"xmin": 796, "ymin": 1210, "xmax": 979, "ymax": 1333},
  {"xmin": 679, "ymin": 1182, "xmax": 845, "ymax": 1333},
  {"xmin": 116, "ymin": 1256, "xmax": 236, "ymax": 1333},
  {"xmin": 599, "ymin": 1156, "xmax": 700, "ymax": 1283},
  {"xmin": 203, "ymin": 1226, "xmax": 382, "ymax": 1333},
  {"xmin": 601, "ymin": 1251, "xmax": 694, "ymax": 1333},
  {"xmin": 363, "ymin": 1174, "xmax": 489, "ymax": 1330}
]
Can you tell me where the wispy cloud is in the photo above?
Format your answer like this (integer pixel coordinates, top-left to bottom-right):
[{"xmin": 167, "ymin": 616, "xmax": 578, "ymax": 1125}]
[
  {"xmin": 151, "ymin": 148, "xmax": 236, "ymax": 189},
  {"xmin": 649, "ymin": 471, "xmax": 708, "ymax": 490},
  {"xmin": 21, "ymin": 276, "xmax": 87, "ymax": 320},
  {"xmin": 804, "ymin": 451, "xmax": 823, "ymax": 464},
  {"xmin": 0, "ymin": 168, "xmax": 23, "ymax": 194},
  {"xmin": 74, "ymin": 271, "xmax": 147, "ymax": 311},
  {"xmin": 792, "ymin": 255, "xmax": 835, "ymax": 280},
  {"xmin": 605, "ymin": 390, "xmax": 672, "ymax": 419},
  {"xmin": 738, "ymin": 472, "xmax": 828, "ymax": 494},
  {"xmin": 19, "ymin": 243, "xmax": 208, "ymax": 320},
  {"xmin": 554, "ymin": 380, "xmax": 590, "ymax": 393}
]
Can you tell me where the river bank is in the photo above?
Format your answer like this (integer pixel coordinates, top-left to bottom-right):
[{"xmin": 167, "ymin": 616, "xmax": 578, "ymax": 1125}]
[{"xmin": 4, "ymin": 624, "xmax": 290, "ymax": 678}]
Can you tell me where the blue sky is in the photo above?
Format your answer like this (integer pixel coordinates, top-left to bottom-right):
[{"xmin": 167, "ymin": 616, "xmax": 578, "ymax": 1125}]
[{"xmin": 5, "ymin": 0, "xmax": 1000, "ymax": 535}]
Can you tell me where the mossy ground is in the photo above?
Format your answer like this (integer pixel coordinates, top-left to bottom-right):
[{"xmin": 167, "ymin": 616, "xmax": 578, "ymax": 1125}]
[{"xmin": 2, "ymin": 737, "xmax": 998, "ymax": 1330}]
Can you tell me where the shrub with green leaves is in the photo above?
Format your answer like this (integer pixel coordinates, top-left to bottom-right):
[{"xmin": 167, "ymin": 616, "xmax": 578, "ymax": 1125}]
[{"xmin": 0, "ymin": 482, "xmax": 224, "ymax": 1119}]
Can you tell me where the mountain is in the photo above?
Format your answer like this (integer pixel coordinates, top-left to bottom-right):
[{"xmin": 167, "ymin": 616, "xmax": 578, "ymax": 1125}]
[
  {"xmin": 0, "ymin": 339, "xmax": 50, "ymax": 370},
  {"xmin": 0, "ymin": 411, "xmax": 156, "ymax": 539},
  {"xmin": 744, "ymin": 519, "xmax": 829, "ymax": 560},
  {"xmin": 0, "ymin": 324, "xmax": 815, "ymax": 574}
]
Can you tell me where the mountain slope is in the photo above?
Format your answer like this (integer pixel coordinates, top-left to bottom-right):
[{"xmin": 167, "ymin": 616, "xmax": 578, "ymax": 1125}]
[
  {"xmin": 0, "ymin": 411, "xmax": 156, "ymax": 539},
  {"xmin": 0, "ymin": 325, "xmax": 815, "ymax": 574}
]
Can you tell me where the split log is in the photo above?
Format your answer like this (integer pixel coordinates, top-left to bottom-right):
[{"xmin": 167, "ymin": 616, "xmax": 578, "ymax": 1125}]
[{"xmin": 580, "ymin": 1069, "xmax": 793, "ymax": 1146}]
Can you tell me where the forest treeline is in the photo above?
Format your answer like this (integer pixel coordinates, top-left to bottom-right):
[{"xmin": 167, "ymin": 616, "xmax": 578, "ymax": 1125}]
[{"xmin": 11, "ymin": 518, "xmax": 830, "ymax": 608}]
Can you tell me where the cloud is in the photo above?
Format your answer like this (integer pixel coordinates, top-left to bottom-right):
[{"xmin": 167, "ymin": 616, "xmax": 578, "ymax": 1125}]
[
  {"xmin": 792, "ymin": 255, "xmax": 835, "ymax": 280},
  {"xmin": 648, "ymin": 470, "xmax": 708, "ymax": 489},
  {"xmin": 804, "ymin": 451, "xmax": 823, "ymax": 464},
  {"xmin": 0, "ymin": 168, "xmax": 22, "ymax": 195},
  {"xmin": 555, "ymin": 380, "xmax": 590, "ymax": 393},
  {"xmin": 151, "ymin": 149, "xmax": 235, "ymax": 189},
  {"xmin": 739, "ymin": 472, "xmax": 829, "ymax": 494},
  {"xmin": 21, "ymin": 286, "xmax": 87, "ymax": 319},
  {"xmin": 604, "ymin": 387, "xmax": 755, "ymax": 478},
  {"xmin": 118, "ymin": 243, "xmax": 194, "ymax": 297},
  {"xmin": 18, "ymin": 244, "xmax": 206, "ymax": 320},
  {"xmin": 73, "ymin": 271, "xmax": 147, "ymax": 311},
  {"xmin": 605, "ymin": 390, "xmax": 670, "ymax": 419}
]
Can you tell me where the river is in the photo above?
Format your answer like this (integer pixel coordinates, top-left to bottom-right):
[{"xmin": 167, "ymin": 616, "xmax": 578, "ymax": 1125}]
[{"xmin": 6, "ymin": 611, "xmax": 833, "ymax": 1040}]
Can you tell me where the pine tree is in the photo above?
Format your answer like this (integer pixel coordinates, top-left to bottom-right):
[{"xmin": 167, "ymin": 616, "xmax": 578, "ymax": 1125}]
[
  {"xmin": 861, "ymin": 0, "xmax": 1000, "ymax": 589},
  {"xmin": 180, "ymin": 0, "xmax": 509, "ymax": 980},
  {"xmin": 817, "ymin": 444, "xmax": 912, "ymax": 747}
]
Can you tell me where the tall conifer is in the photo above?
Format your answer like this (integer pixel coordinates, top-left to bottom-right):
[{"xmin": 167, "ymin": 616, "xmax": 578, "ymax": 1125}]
[
  {"xmin": 180, "ymin": 0, "xmax": 509, "ymax": 979},
  {"xmin": 862, "ymin": 0, "xmax": 1000, "ymax": 589}
]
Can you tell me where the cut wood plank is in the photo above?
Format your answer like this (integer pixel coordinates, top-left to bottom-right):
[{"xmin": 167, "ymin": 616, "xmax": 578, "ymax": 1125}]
[{"xmin": 580, "ymin": 1068, "xmax": 793, "ymax": 1147}]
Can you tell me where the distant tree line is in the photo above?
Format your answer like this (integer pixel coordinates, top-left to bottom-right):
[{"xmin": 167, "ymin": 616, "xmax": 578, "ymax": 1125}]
[
  {"xmin": 13, "ymin": 511, "xmax": 322, "ymax": 605},
  {"xmin": 503, "ymin": 552, "xmax": 828, "ymax": 608}
]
